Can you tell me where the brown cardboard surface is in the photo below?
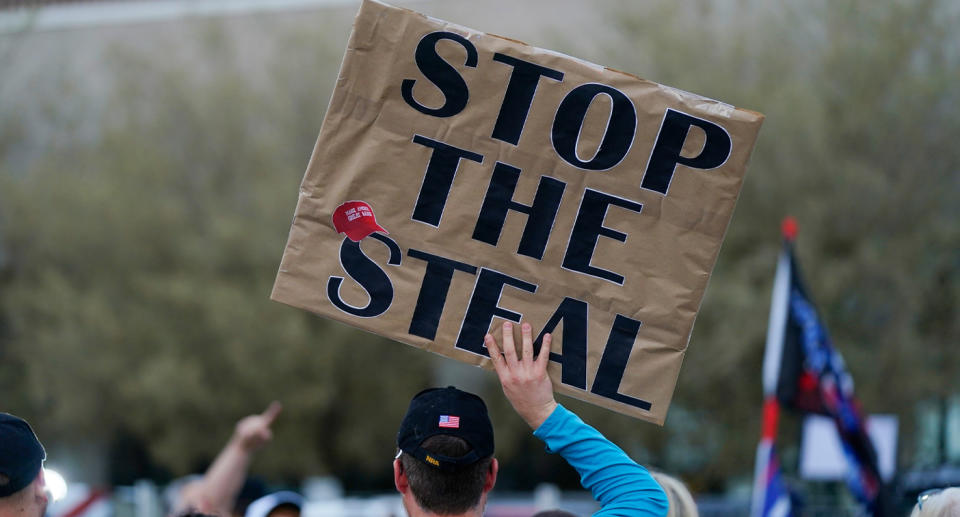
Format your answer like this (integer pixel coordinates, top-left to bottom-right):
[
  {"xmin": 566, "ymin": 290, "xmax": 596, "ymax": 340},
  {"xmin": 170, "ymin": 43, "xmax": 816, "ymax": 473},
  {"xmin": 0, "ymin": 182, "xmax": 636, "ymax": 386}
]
[{"xmin": 272, "ymin": 0, "xmax": 764, "ymax": 423}]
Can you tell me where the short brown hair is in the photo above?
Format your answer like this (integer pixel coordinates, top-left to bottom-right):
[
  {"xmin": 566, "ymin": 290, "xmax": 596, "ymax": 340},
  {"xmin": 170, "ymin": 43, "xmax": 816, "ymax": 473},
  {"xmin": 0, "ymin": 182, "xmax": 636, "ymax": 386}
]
[{"xmin": 399, "ymin": 434, "xmax": 492, "ymax": 514}]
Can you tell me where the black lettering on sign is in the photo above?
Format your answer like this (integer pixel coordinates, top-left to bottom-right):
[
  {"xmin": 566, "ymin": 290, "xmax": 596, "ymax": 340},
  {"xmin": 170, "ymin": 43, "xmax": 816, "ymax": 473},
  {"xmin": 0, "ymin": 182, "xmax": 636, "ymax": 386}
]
[
  {"xmin": 327, "ymin": 233, "xmax": 402, "ymax": 318},
  {"xmin": 455, "ymin": 268, "xmax": 538, "ymax": 356},
  {"xmin": 590, "ymin": 314, "xmax": 652, "ymax": 411},
  {"xmin": 532, "ymin": 297, "xmax": 588, "ymax": 390},
  {"xmin": 562, "ymin": 188, "xmax": 643, "ymax": 285},
  {"xmin": 401, "ymin": 31, "xmax": 478, "ymax": 117},
  {"xmin": 407, "ymin": 249, "xmax": 478, "ymax": 340},
  {"xmin": 472, "ymin": 161, "xmax": 566, "ymax": 260},
  {"xmin": 641, "ymin": 108, "xmax": 732, "ymax": 195},
  {"xmin": 410, "ymin": 135, "xmax": 484, "ymax": 227},
  {"xmin": 490, "ymin": 53, "xmax": 564, "ymax": 145},
  {"xmin": 552, "ymin": 83, "xmax": 637, "ymax": 171}
]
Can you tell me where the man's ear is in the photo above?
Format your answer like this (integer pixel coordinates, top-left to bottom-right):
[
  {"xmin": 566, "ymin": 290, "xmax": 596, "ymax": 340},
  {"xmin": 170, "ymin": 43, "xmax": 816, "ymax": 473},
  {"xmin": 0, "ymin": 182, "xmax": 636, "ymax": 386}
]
[
  {"xmin": 393, "ymin": 458, "xmax": 409, "ymax": 494},
  {"xmin": 33, "ymin": 469, "xmax": 48, "ymax": 503},
  {"xmin": 483, "ymin": 458, "xmax": 499, "ymax": 493}
]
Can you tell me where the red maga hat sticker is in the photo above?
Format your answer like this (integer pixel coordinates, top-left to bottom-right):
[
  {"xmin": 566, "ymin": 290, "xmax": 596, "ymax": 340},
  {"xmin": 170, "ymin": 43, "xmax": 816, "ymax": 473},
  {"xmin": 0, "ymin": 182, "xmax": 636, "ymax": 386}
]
[{"xmin": 332, "ymin": 201, "xmax": 388, "ymax": 242}]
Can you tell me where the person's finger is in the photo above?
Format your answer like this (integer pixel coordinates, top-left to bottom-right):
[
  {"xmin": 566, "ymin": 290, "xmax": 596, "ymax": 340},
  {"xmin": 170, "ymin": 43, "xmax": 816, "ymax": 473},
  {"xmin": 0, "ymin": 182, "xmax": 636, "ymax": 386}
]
[
  {"xmin": 536, "ymin": 333, "xmax": 552, "ymax": 370},
  {"xmin": 484, "ymin": 333, "xmax": 507, "ymax": 376},
  {"xmin": 521, "ymin": 322, "xmax": 534, "ymax": 363},
  {"xmin": 501, "ymin": 321, "xmax": 519, "ymax": 364},
  {"xmin": 261, "ymin": 401, "xmax": 283, "ymax": 425}
]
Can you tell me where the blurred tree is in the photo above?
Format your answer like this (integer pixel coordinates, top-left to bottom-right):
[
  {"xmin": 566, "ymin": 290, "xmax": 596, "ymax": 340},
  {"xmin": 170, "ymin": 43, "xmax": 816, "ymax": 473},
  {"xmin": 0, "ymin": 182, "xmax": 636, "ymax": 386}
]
[
  {"xmin": 594, "ymin": 0, "xmax": 960, "ymax": 491},
  {"xmin": 0, "ymin": 18, "xmax": 432, "ymax": 485}
]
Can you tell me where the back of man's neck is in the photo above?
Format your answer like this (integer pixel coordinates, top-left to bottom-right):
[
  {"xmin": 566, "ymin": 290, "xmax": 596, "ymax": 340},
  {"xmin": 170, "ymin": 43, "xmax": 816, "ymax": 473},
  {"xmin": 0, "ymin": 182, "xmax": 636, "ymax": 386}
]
[
  {"xmin": 404, "ymin": 506, "xmax": 483, "ymax": 517},
  {"xmin": 0, "ymin": 503, "xmax": 25, "ymax": 517}
]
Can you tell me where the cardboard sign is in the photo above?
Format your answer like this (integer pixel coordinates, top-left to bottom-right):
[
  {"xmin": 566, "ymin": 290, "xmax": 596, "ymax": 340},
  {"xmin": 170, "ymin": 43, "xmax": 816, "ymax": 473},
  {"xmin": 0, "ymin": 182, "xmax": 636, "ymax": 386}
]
[{"xmin": 272, "ymin": 0, "xmax": 764, "ymax": 423}]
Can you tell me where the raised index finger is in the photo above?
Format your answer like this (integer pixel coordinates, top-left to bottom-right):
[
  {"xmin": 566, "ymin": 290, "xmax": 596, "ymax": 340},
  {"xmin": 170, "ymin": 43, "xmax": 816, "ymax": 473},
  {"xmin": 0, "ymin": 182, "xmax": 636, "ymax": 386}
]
[
  {"xmin": 261, "ymin": 401, "xmax": 283, "ymax": 425},
  {"xmin": 484, "ymin": 333, "xmax": 507, "ymax": 376}
]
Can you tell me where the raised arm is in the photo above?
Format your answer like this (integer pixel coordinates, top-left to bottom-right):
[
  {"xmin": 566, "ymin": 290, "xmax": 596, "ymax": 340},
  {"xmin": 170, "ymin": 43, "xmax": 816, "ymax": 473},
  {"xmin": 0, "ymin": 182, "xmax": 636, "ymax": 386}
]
[
  {"xmin": 485, "ymin": 322, "xmax": 667, "ymax": 517},
  {"xmin": 175, "ymin": 402, "xmax": 282, "ymax": 516}
]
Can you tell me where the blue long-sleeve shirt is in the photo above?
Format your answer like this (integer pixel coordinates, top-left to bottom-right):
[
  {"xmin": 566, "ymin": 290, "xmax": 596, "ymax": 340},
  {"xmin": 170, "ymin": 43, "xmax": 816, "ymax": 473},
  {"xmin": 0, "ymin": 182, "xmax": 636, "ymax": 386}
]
[{"xmin": 533, "ymin": 404, "xmax": 668, "ymax": 517}]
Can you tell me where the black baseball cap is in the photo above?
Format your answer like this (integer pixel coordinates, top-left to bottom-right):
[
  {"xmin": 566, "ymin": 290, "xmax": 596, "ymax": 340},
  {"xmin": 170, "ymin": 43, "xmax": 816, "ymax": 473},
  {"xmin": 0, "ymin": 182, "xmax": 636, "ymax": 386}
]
[
  {"xmin": 397, "ymin": 387, "xmax": 494, "ymax": 472},
  {"xmin": 0, "ymin": 413, "xmax": 46, "ymax": 497}
]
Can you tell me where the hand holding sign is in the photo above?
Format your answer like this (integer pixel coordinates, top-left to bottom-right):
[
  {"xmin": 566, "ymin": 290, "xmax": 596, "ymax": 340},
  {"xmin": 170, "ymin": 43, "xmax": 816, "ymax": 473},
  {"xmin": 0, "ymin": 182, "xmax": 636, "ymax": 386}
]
[{"xmin": 485, "ymin": 321, "xmax": 557, "ymax": 429}]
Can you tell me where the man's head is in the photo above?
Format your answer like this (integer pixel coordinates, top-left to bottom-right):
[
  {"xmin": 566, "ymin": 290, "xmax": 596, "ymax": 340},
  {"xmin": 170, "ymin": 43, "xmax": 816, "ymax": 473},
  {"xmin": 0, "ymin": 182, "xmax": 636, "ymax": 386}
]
[
  {"xmin": 911, "ymin": 487, "xmax": 960, "ymax": 517},
  {"xmin": 243, "ymin": 491, "xmax": 303, "ymax": 517},
  {"xmin": 0, "ymin": 413, "xmax": 48, "ymax": 517},
  {"xmin": 652, "ymin": 471, "xmax": 699, "ymax": 517},
  {"xmin": 394, "ymin": 387, "xmax": 498, "ymax": 516}
]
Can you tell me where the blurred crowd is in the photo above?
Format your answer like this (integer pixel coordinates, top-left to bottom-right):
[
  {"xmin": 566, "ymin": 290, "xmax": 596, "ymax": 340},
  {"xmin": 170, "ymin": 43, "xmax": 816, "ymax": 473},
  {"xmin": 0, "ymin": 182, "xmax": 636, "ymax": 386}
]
[{"xmin": 3, "ymin": 322, "xmax": 958, "ymax": 517}]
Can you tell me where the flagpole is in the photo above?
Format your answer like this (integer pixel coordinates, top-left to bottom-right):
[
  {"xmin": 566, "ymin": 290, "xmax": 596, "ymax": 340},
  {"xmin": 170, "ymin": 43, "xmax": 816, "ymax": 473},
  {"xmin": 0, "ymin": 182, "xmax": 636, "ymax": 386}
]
[
  {"xmin": 750, "ymin": 399, "xmax": 781, "ymax": 517},
  {"xmin": 749, "ymin": 217, "xmax": 796, "ymax": 517},
  {"xmin": 761, "ymin": 217, "xmax": 795, "ymax": 397}
]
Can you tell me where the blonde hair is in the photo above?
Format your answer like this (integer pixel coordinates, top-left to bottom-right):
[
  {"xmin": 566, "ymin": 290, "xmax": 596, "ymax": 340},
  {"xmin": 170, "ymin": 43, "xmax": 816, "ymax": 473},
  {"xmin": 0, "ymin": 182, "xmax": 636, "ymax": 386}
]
[
  {"xmin": 910, "ymin": 487, "xmax": 960, "ymax": 517},
  {"xmin": 651, "ymin": 471, "xmax": 699, "ymax": 517}
]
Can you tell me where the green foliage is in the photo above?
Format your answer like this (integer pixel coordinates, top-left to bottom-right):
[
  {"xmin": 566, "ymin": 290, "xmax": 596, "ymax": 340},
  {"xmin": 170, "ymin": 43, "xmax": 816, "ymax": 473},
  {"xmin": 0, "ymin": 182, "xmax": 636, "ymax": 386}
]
[
  {"xmin": 597, "ymin": 0, "xmax": 960, "ymax": 490},
  {"xmin": 1, "ymin": 0, "xmax": 958, "ymax": 493},
  {"xmin": 0, "ymin": 17, "xmax": 431, "ymax": 483}
]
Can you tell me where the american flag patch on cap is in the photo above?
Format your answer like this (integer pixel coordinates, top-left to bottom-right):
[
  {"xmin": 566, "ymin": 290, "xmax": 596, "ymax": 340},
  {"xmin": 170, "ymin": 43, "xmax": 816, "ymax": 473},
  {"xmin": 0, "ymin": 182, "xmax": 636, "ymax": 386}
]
[{"xmin": 438, "ymin": 415, "xmax": 460, "ymax": 428}]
